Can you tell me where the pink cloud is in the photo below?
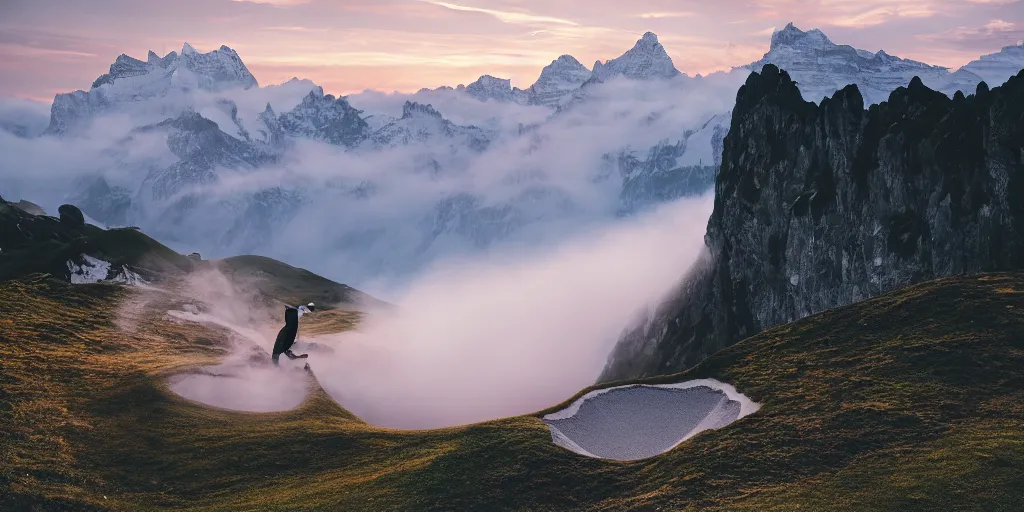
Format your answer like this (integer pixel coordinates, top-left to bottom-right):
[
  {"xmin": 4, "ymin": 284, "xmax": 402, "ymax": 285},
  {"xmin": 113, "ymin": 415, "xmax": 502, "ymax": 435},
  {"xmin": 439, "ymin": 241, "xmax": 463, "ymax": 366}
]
[
  {"xmin": 232, "ymin": 0, "xmax": 311, "ymax": 5},
  {"xmin": 0, "ymin": 43, "xmax": 98, "ymax": 59},
  {"xmin": 419, "ymin": 0, "xmax": 580, "ymax": 26},
  {"xmin": 1, "ymin": 0, "xmax": 1020, "ymax": 99},
  {"xmin": 634, "ymin": 12, "xmax": 696, "ymax": 19}
]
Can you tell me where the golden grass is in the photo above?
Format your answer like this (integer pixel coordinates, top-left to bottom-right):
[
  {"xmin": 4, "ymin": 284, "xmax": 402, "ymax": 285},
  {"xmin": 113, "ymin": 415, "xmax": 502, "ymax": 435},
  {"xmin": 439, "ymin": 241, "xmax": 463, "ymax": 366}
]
[{"xmin": 2, "ymin": 272, "xmax": 1024, "ymax": 511}]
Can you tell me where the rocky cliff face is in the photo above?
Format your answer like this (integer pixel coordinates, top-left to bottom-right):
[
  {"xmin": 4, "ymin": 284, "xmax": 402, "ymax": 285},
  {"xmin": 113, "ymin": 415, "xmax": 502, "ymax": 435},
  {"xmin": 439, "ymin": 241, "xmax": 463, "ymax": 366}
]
[{"xmin": 601, "ymin": 64, "xmax": 1024, "ymax": 381}]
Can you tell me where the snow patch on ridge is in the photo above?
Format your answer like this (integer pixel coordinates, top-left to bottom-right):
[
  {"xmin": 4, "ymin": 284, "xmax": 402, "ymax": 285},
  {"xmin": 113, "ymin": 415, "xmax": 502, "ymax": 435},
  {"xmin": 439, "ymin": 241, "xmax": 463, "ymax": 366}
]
[
  {"xmin": 68, "ymin": 254, "xmax": 111, "ymax": 284},
  {"xmin": 67, "ymin": 254, "xmax": 148, "ymax": 285}
]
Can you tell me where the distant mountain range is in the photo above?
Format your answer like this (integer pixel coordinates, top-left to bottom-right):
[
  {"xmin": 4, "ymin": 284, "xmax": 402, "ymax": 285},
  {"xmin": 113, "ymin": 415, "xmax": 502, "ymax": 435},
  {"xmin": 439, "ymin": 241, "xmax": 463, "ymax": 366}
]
[
  {"xmin": 741, "ymin": 23, "xmax": 1024, "ymax": 104},
  {"xmin": 5, "ymin": 23, "xmax": 1023, "ymax": 286},
  {"xmin": 423, "ymin": 24, "xmax": 1024, "ymax": 108}
]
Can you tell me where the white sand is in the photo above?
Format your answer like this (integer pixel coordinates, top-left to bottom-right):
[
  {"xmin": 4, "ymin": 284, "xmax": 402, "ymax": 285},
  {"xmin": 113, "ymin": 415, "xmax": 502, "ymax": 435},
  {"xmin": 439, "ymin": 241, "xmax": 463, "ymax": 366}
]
[{"xmin": 165, "ymin": 308, "xmax": 311, "ymax": 412}]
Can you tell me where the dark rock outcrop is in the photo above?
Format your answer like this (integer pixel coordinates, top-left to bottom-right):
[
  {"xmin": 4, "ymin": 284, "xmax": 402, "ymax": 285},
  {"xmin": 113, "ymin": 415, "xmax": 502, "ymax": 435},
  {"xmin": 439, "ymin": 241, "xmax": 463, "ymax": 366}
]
[
  {"xmin": 12, "ymin": 200, "xmax": 46, "ymax": 216},
  {"xmin": 601, "ymin": 64, "xmax": 1024, "ymax": 381},
  {"xmin": 0, "ymin": 197, "xmax": 193, "ymax": 282},
  {"xmin": 58, "ymin": 204, "xmax": 86, "ymax": 228}
]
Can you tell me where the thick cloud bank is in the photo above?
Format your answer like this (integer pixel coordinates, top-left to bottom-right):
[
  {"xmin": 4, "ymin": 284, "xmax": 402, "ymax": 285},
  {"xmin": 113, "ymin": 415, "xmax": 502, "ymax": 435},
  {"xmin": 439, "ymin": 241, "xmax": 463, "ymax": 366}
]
[
  {"xmin": 0, "ymin": 72, "xmax": 737, "ymax": 296},
  {"xmin": 307, "ymin": 194, "xmax": 714, "ymax": 429}
]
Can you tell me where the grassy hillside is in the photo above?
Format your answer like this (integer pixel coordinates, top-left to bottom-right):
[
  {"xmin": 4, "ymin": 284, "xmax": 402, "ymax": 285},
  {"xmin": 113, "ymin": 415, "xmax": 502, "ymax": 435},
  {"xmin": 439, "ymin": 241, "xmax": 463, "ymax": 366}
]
[
  {"xmin": 0, "ymin": 198, "xmax": 379, "ymax": 316},
  {"xmin": 211, "ymin": 255, "xmax": 376, "ymax": 310},
  {"xmin": 1, "ymin": 272, "xmax": 1023, "ymax": 511},
  {"xmin": 0, "ymin": 198, "xmax": 194, "ymax": 282}
]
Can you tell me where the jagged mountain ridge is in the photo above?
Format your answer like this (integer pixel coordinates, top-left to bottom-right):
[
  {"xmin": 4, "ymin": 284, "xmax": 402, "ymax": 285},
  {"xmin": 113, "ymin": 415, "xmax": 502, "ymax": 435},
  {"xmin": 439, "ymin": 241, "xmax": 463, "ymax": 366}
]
[
  {"xmin": 590, "ymin": 32, "xmax": 682, "ymax": 84},
  {"xmin": 744, "ymin": 22, "xmax": 1023, "ymax": 105},
  {"xmin": 45, "ymin": 43, "xmax": 258, "ymax": 136},
  {"xmin": 420, "ymin": 56, "xmax": 592, "ymax": 108},
  {"xmin": 525, "ymin": 55, "xmax": 593, "ymax": 107},
  {"xmin": 279, "ymin": 87, "xmax": 370, "ymax": 148},
  {"xmin": 745, "ymin": 23, "xmax": 952, "ymax": 105},
  {"xmin": 601, "ymin": 64, "xmax": 1024, "ymax": 381},
  {"xmin": 371, "ymin": 101, "xmax": 493, "ymax": 151},
  {"xmin": 442, "ymin": 23, "xmax": 1022, "ymax": 111},
  {"xmin": 960, "ymin": 41, "xmax": 1024, "ymax": 89},
  {"xmin": 464, "ymin": 75, "xmax": 528, "ymax": 103},
  {"xmin": 432, "ymin": 31, "xmax": 683, "ymax": 108},
  {"xmin": 50, "ymin": 35, "xmax": 716, "ymax": 278},
  {"xmin": 33, "ymin": 29, "xmax": 1024, "ymax": 286},
  {"xmin": 616, "ymin": 111, "xmax": 729, "ymax": 215},
  {"xmin": 137, "ymin": 110, "xmax": 278, "ymax": 201}
]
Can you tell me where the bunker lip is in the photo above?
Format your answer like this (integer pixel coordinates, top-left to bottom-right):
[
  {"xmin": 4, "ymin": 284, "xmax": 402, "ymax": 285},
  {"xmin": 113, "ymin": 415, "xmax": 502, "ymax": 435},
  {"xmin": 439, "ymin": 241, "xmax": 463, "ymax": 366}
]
[
  {"xmin": 167, "ymin": 363, "xmax": 312, "ymax": 413},
  {"xmin": 542, "ymin": 378, "xmax": 760, "ymax": 461},
  {"xmin": 164, "ymin": 308, "xmax": 313, "ymax": 413}
]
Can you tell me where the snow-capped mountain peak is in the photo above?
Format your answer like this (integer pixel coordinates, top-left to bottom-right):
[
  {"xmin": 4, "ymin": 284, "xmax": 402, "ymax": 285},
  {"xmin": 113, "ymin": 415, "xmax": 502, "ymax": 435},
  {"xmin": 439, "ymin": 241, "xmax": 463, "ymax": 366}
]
[
  {"xmin": 401, "ymin": 101, "xmax": 444, "ymax": 119},
  {"xmin": 770, "ymin": 22, "xmax": 833, "ymax": 50},
  {"xmin": 252, "ymin": 103, "xmax": 285, "ymax": 148},
  {"xmin": 525, "ymin": 55, "xmax": 591, "ymax": 106},
  {"xmin": 957, "ymin": 41, "xmax": 1024, "ymax": 90},
  {"xmin": 747, "ymin": 22, "xmax": 951, "ymax": 104},
  {"xmin": 45, "ymin": 43, "xmax": 259, "ymax": 135},
  {"xmin": 278, "ymin": 87, "xmax": 370, "ymax": 147},
  {"xmin": 590, "ymin": 31, "xmax": 682, "ymax": 82},
  {"xmin": 85, "ymin": 42, "xmax": 257, "ymax": 93},
  {"xmin": 175, "ymin": 44, "xmax": 258, "ymax": 91},
  {"xmin": 370, "ymin": 101, "xmax": 493, "ymax": 151},
  {"xmin": 465, "ymin": 75, "xmax": 519, "ymax": 102},
  {"xmin": 147, "ymin": 50, "xmax": 179, "ymax": 68}
]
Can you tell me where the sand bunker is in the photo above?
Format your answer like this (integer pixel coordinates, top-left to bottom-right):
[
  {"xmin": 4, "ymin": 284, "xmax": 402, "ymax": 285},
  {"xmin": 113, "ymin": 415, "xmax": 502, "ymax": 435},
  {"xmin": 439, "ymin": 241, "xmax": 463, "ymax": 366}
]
[
  {"xmin": 168, "ymin": 362, "xmax": 311, "ymax": 413},
  {"xmin": 165, "ymin": 309, "xmax": 312, "ymax": 413},
  {"xmin": 542, "ymin": 379, "xmax": 760, "ymax": 460}
]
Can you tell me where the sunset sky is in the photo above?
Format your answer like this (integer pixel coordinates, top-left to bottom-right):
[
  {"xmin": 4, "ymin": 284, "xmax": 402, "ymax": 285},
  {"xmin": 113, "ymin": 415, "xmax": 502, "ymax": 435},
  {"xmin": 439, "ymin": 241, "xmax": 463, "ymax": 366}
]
[{"xmin": 1, "ymin": 0, "xmax": 1022, "ymax": 101}]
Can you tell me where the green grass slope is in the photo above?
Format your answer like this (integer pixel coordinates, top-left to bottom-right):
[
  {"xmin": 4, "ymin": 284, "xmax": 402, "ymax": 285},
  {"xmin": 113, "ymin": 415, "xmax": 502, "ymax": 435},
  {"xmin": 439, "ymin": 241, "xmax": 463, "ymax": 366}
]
[{"xmin": 1, "ymin": 272, "xmax": 1022, "ymax": 511}]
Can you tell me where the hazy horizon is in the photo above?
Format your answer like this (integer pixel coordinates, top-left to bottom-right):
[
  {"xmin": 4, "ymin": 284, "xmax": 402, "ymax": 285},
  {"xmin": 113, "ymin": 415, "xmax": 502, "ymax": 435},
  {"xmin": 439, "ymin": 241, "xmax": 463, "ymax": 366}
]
[{"xmin": 2, "ymin": 0, "xmax": 1022, "ymax": 102}]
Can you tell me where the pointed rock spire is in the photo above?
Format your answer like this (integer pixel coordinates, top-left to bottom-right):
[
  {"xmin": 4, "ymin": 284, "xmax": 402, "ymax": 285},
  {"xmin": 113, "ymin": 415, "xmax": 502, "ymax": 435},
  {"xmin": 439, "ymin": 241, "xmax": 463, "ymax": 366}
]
[
  {"xmin": 525, "ymin": 54, "xmax": 591, "ymax": 106},
  {"xmin": 590, "ymin": 31, "xmax": 681, "ymax": 82},
  {"xmin": 402, "ymin": 101, "xmax": 443, "ymax": 119}
]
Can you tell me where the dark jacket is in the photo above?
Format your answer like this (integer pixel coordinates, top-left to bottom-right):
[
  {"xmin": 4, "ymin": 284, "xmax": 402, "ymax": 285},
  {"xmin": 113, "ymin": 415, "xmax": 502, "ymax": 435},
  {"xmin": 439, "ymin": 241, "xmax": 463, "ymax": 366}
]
[{"xmin": 272, "ymin": 306, "xmax": 300, "ymax": 355}]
